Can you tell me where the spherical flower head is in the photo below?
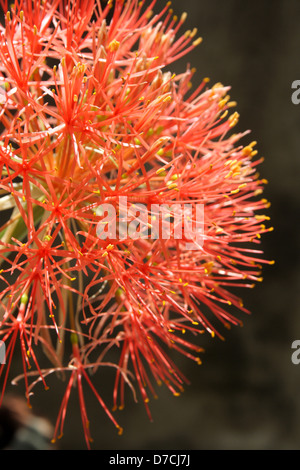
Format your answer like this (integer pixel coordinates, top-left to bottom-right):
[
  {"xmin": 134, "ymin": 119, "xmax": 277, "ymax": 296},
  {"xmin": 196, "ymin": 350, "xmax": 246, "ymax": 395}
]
[{"xmin": 0, "ymin": 0, "xmax": 273, "ymax": 448}]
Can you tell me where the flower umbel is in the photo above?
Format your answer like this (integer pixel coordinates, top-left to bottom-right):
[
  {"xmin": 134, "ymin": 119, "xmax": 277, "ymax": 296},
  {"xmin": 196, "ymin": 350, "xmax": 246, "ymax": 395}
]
[{"xmin": 0, "ymin": 0, "xmax": 273, "ymax": 448}]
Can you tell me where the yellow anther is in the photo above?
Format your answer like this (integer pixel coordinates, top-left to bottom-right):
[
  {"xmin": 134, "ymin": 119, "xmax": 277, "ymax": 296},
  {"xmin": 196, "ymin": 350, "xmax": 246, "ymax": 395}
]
[
  {"xmin": 193, "ymin": 37, "xmax": 203, "ymax": 46},
  {"xmin": 108, "ymin": 39, "xmax": 120, "ymax": 52},
  {"xmin": 146, "ymin": 9, "xmax": 153, "ymax": 19},
  {"xmin": 219, "ymin": 95, "xmax": 230, "ymax": 109},
  {"xmin": 190, "ymin": 28, "xmax": 198, "ymax": 38},
  {"xmin": 212, "ymin": 82, "xmax": 224, "ymax": 89},
  {"xmin": 229, "ymin": 111, "xmax": 239, "ymax": 127},
  {"xmin": 181, "ymin": 12, "xmax": 187, "ymax": 23},
  {"xmin": 254, "ymin": 189, "xmax": 263, "ymax": 196},
  {"xmin": 220, "ymin": 110, "xmax": 228, "ymax": 119}
]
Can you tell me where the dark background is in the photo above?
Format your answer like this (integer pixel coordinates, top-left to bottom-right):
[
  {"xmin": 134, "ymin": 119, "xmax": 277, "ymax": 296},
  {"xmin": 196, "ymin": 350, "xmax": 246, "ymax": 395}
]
[{"xmin": 2, "ymin": 0, "xmax": 300, "ymax": 450}]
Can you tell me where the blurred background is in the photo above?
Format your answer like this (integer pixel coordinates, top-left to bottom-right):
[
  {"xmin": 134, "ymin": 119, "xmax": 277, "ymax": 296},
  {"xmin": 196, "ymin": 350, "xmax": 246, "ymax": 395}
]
[{"xmin": 1, "ymin": 0, "xmax": 300, "ymax": 450}]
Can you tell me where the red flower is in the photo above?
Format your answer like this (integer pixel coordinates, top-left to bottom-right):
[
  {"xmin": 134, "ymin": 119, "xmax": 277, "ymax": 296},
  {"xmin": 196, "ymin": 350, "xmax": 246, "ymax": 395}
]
[{"xmin": 0, "ymin": 0, "xmax": 273, "ymax": 447}]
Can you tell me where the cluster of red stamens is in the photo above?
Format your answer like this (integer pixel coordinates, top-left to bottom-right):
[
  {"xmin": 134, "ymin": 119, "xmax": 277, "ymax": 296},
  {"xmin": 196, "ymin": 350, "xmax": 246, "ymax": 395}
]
[{"xmin": 0, "ymin": 0, "xmax": 273, "ymax": 448}]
